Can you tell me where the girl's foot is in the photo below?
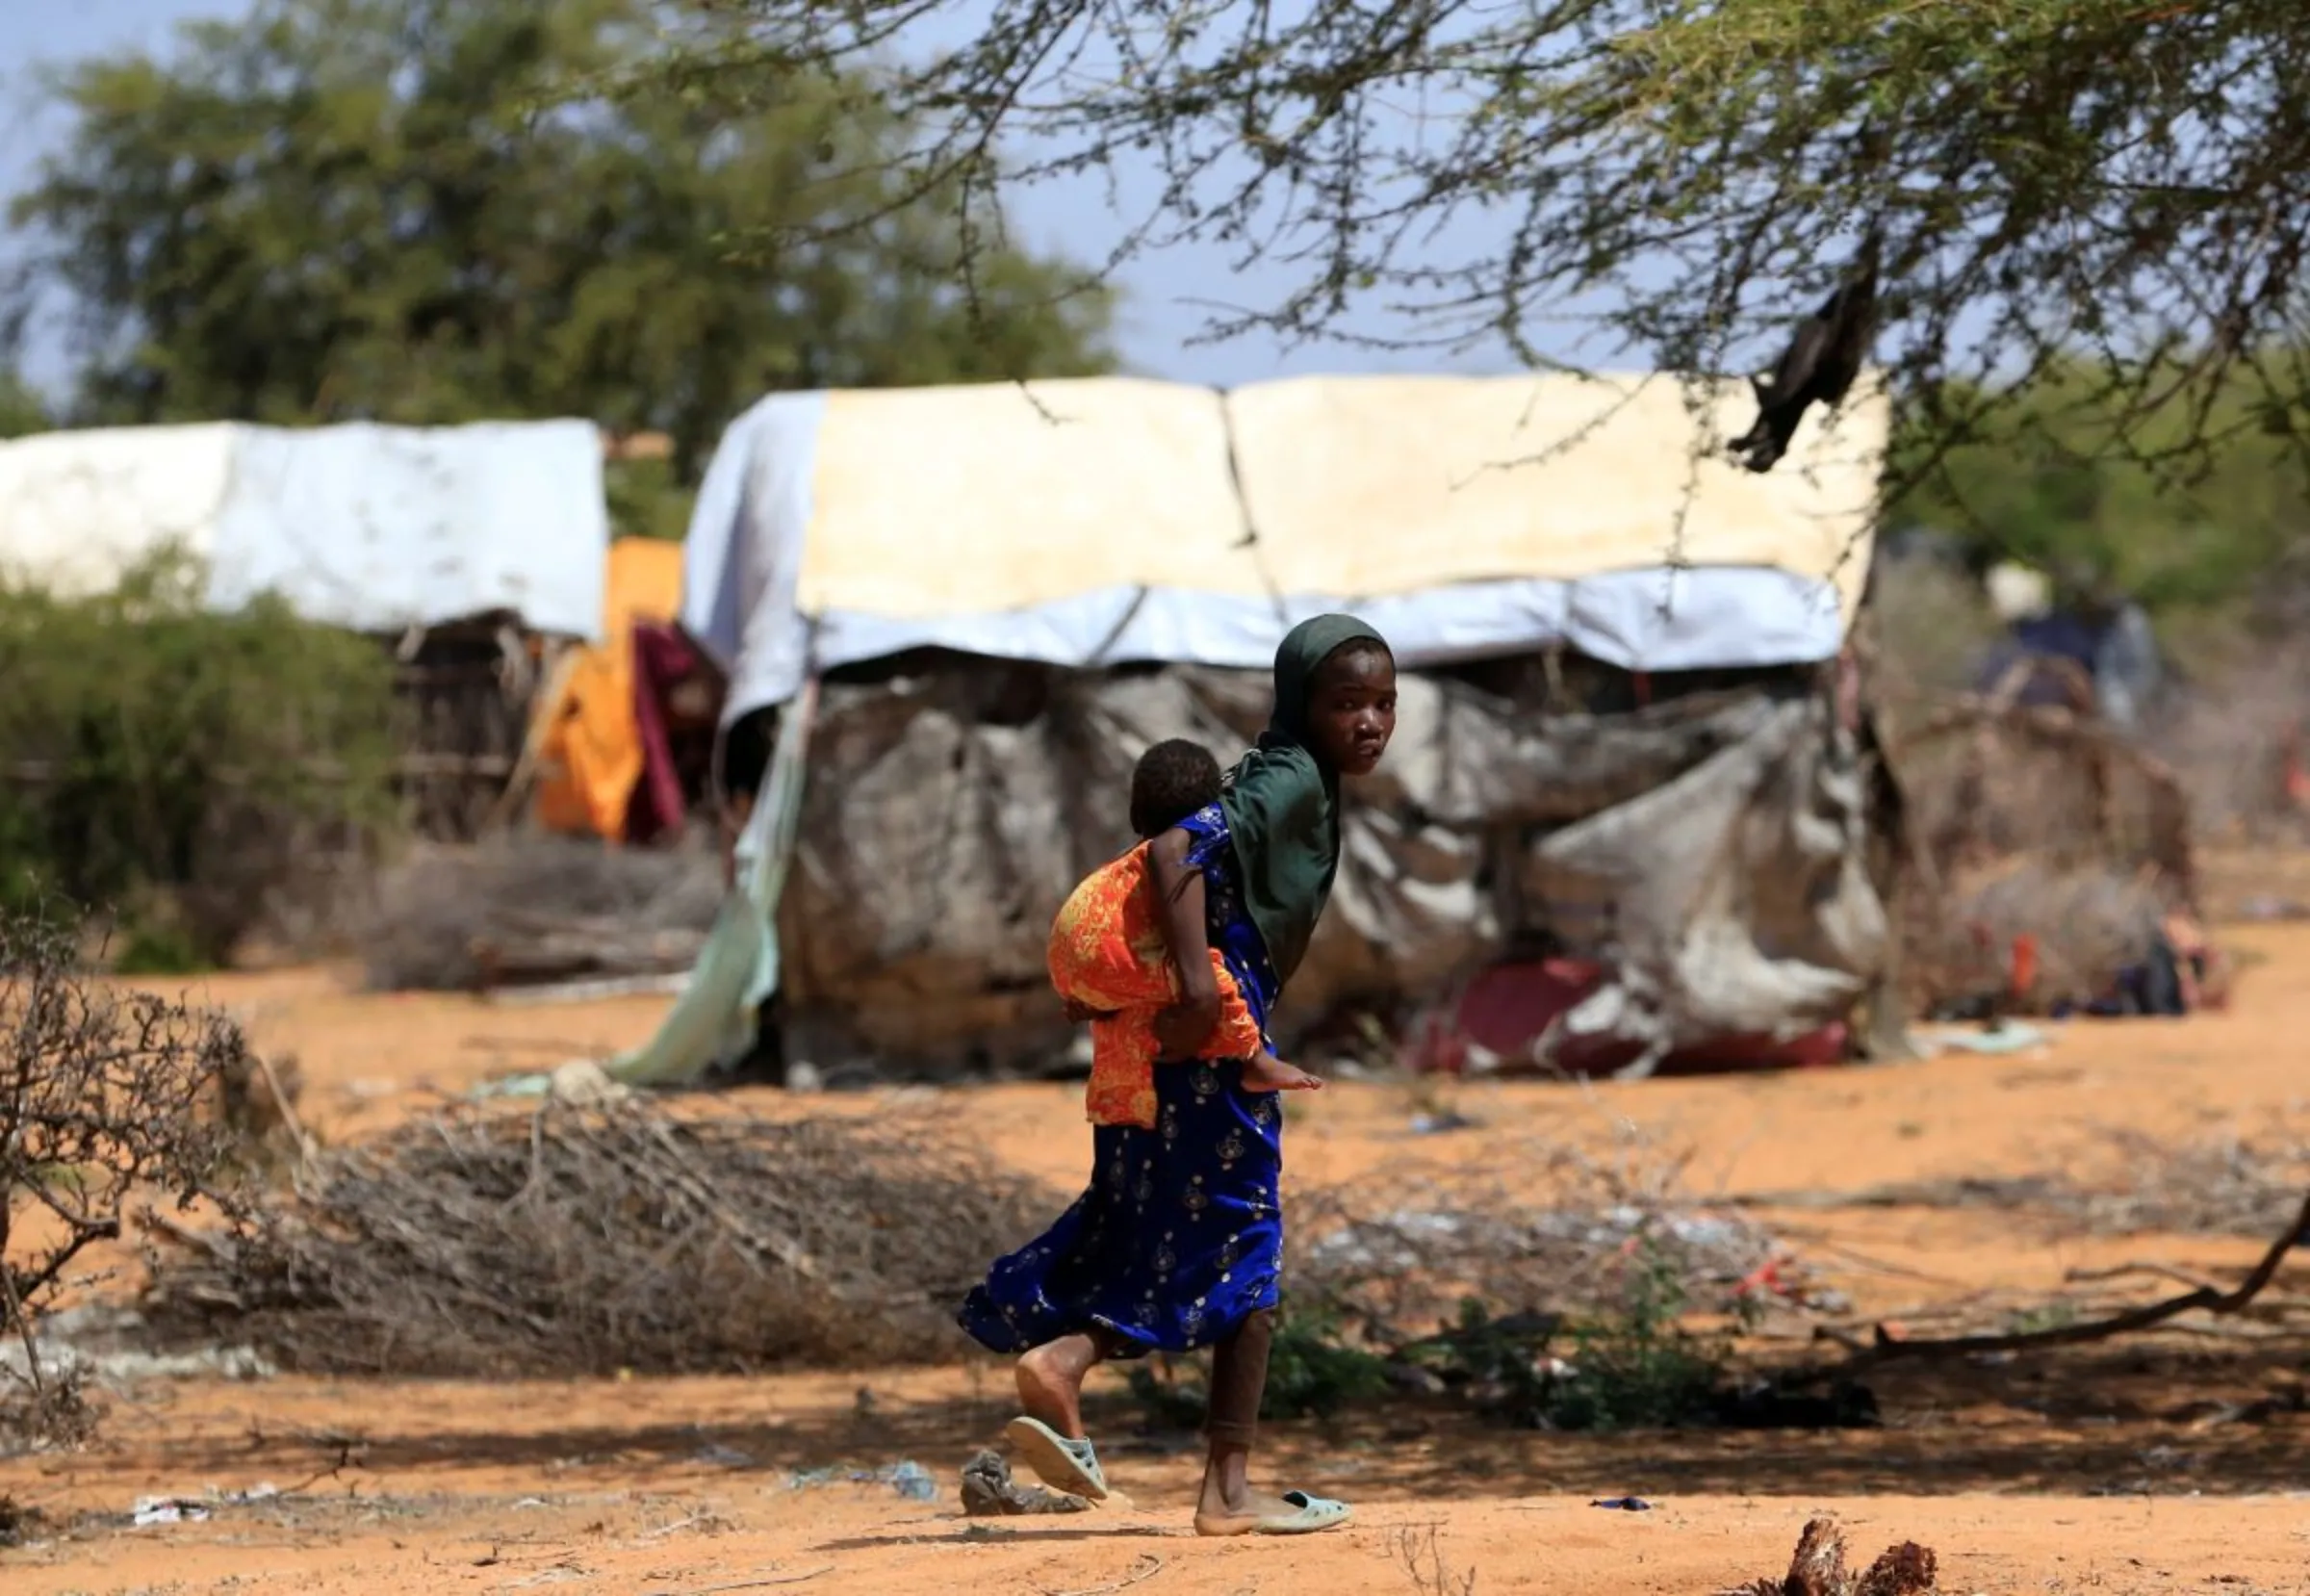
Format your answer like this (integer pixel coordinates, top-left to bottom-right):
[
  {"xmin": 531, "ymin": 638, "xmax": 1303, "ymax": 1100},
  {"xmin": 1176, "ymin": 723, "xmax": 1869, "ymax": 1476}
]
[
  {"xmin": 1004, "ymin": 1416, "xmax": 1111, "ymax": 1502},
  {"xmin": 1241, "ymin": 1056, "xmax": 1323, "ymax": 1094},
  {"xmin": 1193, "ymin": 1482, "xmax": 1351, "ymax": 1536},
  {"xmin": 1015, "ymin": 1337, "xmax": 1096, "ymax": 1437}
]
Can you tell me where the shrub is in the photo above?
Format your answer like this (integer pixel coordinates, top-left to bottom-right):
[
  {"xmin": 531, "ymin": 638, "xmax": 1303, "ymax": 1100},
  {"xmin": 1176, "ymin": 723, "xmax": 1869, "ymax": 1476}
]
[
  {"xmin": 0, "ymin": 552, "xmax": 399, "ymax": 965},
  {"xmin": 1, "ymin": 908, "xmax": 247, "ymax": 1453},
  {"xmin": 1537, "ymin": 1240, "xmax": 1728, "ymax": 1431},
  {"xmin": 1123, "ymin": 1294, "xmax": 1396, "ymax": 1428}
]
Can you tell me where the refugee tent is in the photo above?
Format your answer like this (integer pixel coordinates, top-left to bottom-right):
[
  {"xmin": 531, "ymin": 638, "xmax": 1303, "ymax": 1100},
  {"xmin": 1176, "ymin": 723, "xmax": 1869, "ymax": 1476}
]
[
  {"xmin": 0, "ymin": 419, "xmax": 614, "ymax": 837},
  {"xmin": 615, "ymin": 372, "xmax": 1895, "ymax": 1089}
]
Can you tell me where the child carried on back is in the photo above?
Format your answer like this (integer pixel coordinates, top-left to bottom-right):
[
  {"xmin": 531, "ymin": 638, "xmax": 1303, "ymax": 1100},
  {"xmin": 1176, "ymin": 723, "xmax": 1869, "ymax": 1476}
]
[{"xmin": 1046, "ymin": 738, "xmax": 1321, "ymax": 1129}]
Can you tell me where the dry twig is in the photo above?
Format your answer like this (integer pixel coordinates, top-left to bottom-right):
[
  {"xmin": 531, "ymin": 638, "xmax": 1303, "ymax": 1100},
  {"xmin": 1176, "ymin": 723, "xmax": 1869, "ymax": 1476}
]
[
  {"xmin": 1044, "ymin": 1554, "xmax": 1165, "ymax": 1596},
  {"xmin": 1851, "ymin": 1191, "xmax": 2310, "ymax": 1365}
]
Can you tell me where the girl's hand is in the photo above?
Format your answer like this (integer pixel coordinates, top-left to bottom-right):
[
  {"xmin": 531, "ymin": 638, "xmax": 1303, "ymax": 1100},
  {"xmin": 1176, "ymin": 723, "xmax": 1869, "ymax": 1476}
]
[
  {"xmin": 1153, "ymin": 989, "xmax": 1221, "ymax": 1057},
  {"xmin": 1063, "ymin": 998, "xmax": 1118, "ymax": 1024}
]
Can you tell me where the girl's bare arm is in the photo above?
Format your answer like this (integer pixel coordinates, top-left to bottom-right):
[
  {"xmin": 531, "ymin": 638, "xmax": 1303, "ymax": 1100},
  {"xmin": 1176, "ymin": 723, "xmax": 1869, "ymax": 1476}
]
[{"xmin": 1147, "ymin": 827, "xmax": 1220, "ymax": 1055}]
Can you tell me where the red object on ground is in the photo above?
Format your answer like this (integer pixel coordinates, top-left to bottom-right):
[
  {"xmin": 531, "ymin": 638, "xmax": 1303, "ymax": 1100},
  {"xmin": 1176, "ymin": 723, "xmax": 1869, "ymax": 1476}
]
[
  {"xmin": 1425, "ymin": 957, "xmax": 1849, "ymax": 1078},
  {"xmin": 2009, "ymin": 932, "xmax": 2040, "ymax": 998}
]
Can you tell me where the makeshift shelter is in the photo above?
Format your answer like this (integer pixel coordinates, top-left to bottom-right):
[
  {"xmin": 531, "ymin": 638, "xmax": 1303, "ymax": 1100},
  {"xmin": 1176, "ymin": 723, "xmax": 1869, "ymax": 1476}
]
[
  {"xmin": 616, "ymin": 372, "xmax": 1895, "ymax": 1089},
  {"xmin": 0, "ymin": 420, "xmax": 612, "ymax": 838}
]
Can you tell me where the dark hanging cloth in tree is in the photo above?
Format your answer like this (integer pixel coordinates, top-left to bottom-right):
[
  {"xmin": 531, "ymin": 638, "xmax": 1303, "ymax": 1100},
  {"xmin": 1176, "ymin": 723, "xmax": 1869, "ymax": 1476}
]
[{"xmin": 1728, "ymin": 233, "xmax": 1881, "ymax": 474}]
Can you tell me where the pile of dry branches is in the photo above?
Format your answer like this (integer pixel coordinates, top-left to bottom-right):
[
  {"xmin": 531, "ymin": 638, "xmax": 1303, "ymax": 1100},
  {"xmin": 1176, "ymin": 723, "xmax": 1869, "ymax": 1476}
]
[
  {"xmin": 1760, "ymin": 1131, "xmax": 2310, "ymax": 1244},
  {"xmin": 361, "ymin": 833, "xmax": 723, "ymax": 992},
  {"xmin": 2055, "ymin": 1132, "xmax": 2310, "ymax": 1240},
  {"xmin": 141, "ymin": 1101, "xmax": 1050, "ymax": 1375}
]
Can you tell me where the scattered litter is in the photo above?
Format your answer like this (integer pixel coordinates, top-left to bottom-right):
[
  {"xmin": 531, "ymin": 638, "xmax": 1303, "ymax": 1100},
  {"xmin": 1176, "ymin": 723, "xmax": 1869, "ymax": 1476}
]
[
  {"xmin": 1589, "ymin": 1496, "xmax": 1654, "ymax": 1511},
  {"xmin": 785, "ymin": 1460, "xmax": 935, "ymax": 1502},
  {"xmin": 468, "ymin": 1061, "xmax": 635, "ymax": 1106},
  {"xmin": 960, "ymin": 1449, "xmax": 1091, "ymax": 1517},
  {"xmin": 2, "ymin": 1330, "xmax": 277, "ymax": 1387},
  {"xmin": 483, "ymin": 972, "xmax": 691, "ymax": 1008},
  {"xmin": 129, "ymin": 1481, "xmax": 283, "ymax": 1528},
  {"xmin": 1918, "ymin": 1022, "xmax": 2048, "ymax": 1056},
  {"xmin": 694, "ymin": 1445, "xmax": 756, "ymax": 1468},
  {"xmin": 133, "ymin": 1497, "xmax": 211, "ymax": 1527},
  {"xmin": 1409, "ymin": 1109, "xmax": 1479, "ymax": 1136}
]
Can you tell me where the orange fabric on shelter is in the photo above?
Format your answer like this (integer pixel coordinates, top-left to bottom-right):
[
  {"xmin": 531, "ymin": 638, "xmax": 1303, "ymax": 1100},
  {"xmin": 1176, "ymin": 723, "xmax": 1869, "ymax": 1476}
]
[
  {"xmin": 532, "ymin": 538, "xmax": 686, "ymax": 839},
  {"xmin": 1048, "ymin": 842, "xmax": 1265, "ymax": 1130}
]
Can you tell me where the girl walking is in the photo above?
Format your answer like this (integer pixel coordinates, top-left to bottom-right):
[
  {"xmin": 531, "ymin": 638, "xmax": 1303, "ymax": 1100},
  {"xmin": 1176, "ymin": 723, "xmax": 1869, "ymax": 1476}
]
[{"xmin": 959, "ymin": 615, "xmax": 1399, "ymax": 1536}]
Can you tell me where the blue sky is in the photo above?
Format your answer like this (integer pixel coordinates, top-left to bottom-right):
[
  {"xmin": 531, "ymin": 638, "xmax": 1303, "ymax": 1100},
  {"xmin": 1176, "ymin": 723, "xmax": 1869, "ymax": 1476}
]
[{"xmin": 2, "ymin": 0, "xmax": 1528, "ymax": 397}]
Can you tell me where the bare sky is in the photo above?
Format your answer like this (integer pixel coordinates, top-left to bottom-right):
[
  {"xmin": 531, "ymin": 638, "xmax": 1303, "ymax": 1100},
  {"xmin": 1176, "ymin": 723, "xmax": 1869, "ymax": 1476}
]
[{"xmin": 2, "ymin": 0, "xmax": 1521, "ymax": 397}]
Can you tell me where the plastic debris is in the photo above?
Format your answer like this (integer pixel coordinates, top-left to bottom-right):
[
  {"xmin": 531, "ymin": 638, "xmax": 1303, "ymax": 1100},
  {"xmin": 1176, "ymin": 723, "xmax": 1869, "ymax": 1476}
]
[{"xmin": 786, "ymin": 1459, "xmax": 937, "ymax": 1502}]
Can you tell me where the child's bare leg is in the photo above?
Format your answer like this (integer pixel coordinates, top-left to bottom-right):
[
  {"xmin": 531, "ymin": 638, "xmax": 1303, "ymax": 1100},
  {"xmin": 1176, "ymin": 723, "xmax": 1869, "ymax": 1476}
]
[
  {"xmin": 1193, "ymin": 1310, "xmax": 1298, "ymax": 1526},
  {"xmin": 1016, "ymin": 1333, "xmax": 1105, "ymax": 1439},
  {"xmin": 1240, "ymin": 1055, "xmax": 1323, "ymax": 1094}
]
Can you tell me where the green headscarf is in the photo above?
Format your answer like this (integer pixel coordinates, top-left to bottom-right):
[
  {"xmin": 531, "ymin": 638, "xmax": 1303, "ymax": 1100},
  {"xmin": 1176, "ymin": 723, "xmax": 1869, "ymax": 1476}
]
[{"xmin": 1219, "ymin": 613, "xmax": 1390, "ymax": 985}]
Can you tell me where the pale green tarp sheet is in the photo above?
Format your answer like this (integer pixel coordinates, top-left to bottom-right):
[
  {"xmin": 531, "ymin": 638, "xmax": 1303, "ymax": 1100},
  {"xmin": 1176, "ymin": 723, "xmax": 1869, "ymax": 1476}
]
[{"xmin": 603, "ymin": 679, "xmax": 815, "ymax": 1088}]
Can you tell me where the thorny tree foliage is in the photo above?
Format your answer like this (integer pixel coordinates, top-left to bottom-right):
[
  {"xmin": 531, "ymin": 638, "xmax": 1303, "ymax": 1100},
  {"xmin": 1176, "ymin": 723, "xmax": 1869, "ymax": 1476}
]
[
  {"xmin": 635, "ymin": 0, "xmax": 2310, "ymax": 488},
  {"xmin": 0, "ymin": 910, "xmax": 245, "ymax": 1449}
]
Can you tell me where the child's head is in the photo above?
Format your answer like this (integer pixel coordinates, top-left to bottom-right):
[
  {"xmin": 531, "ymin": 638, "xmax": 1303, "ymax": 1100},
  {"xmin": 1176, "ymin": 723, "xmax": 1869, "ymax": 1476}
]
[
  {"xmin": 1129, "ymin": 738, "xmax": 1223, "ymax": 839},
  {"xmin": 1271, "ymin": 617, "xmax": 1398, "ymax": 778}
]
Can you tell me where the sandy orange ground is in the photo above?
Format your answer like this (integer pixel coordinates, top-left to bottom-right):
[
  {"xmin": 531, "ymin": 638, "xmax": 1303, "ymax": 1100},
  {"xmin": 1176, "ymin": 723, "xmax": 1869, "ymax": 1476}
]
[{"xmin": 7, "ymin": 912, "xmax": 2310, "ymax": 1593}]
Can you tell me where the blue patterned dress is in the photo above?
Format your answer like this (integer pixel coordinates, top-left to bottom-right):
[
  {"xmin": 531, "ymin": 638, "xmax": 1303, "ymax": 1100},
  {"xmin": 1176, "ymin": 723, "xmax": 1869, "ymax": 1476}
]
[{"xmin": 960, "ymin": 804, "xmax": 1286, "ymax": 1355}]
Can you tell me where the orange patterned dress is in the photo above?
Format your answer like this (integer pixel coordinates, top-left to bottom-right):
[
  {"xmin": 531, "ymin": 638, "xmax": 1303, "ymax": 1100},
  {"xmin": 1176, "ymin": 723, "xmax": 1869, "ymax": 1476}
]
[{"xmin": 1047, "ymin": 841, "xmax": 1265, "ymax": 1129}]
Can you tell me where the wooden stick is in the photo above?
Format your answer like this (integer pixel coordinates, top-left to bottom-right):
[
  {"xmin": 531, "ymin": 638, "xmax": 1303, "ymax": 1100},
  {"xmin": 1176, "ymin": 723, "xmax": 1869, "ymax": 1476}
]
[
  {"xmin": 654, "ymin": 1570, "xmax": 834, "ymax": 1595},
  {"xmin": 252, "ymin": 1050, "xmax": 317, "ymax": 1166},
  {"xmin": 1852, "ymin": 1190, "xmax": 2310, "ymax": 1365},
  {"xmin": 1045, "ymin": 1556, "xmax": 1166, "ymax": 1596}
]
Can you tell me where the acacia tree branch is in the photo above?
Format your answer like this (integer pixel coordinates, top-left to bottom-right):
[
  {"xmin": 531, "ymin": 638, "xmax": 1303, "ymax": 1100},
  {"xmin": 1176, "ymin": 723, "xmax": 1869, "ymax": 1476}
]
[{"xmin": 629, "ymin": 0, "xmax": 2310, "ymax": 468}]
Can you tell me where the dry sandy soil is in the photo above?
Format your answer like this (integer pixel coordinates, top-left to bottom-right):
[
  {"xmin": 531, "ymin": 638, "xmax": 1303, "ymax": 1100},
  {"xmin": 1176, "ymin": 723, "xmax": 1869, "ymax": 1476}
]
[{"xmin": 6, "ymin": 896, "xmax": 2310, "ymax": 1593}]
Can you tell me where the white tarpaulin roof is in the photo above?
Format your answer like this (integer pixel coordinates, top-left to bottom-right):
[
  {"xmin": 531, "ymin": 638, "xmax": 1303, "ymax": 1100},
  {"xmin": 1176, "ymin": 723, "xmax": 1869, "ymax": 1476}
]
[
  {"xmin": 681, "ymin": 372, "xmax": 1889, "ymax": 722},
  {"xmin": 0, "ymin": 419, "xmax": 611, "ymax": 639}
]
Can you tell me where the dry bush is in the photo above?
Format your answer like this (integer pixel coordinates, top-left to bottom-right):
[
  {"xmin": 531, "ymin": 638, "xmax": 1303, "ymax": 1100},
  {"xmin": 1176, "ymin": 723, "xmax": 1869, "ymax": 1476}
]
[
  {"xmin": 141, "ymin": 1100, "xmax": 1051, "ymax": 1375},
  {"xmin": 1867, "ymin": 552, "xmax": 2003, "ymax": 706},
  {"xmin": 1289, "ymin": 1131, "xmax": 1801, "ymax": 1346},
  {"xmin": 1902, "ymin": 858, "xmax": 2165, "ymax": 1015},
  {"xmin": 1833, "ymin": 1132, "xmax": 2310, "ymax": 1243},
  {"xmin": 1886, "ymin": 687, "xmax": 2194, "ymax": 1015},
  {"xmin": 2151, "ymin": 637, "xmax": 2310, "ymax": 844},
  {"xmin": 2060, "ymin": 1132, "xmax": 2310, "ymax": 1239},
  {"xmin": 361, "ymin": 831, "xmax": 723, "ymax": 991},
  {"xmin": 1, "ymin": 909, "xmax": 247, "ymax": 1453}
]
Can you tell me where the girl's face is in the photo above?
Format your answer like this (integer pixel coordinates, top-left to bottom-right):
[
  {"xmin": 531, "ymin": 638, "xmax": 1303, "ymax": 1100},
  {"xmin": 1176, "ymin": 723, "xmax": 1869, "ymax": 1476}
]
[{"xmin": 1306, "ymin": 646, "xmax": 1398, "ymax": 777}]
